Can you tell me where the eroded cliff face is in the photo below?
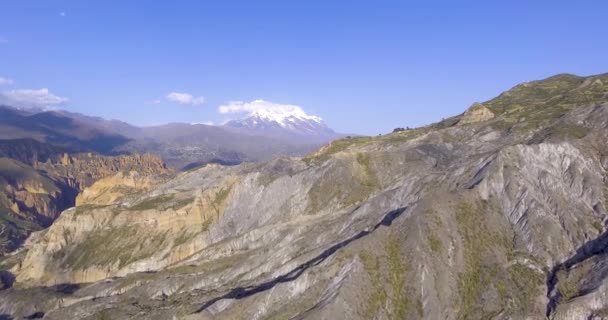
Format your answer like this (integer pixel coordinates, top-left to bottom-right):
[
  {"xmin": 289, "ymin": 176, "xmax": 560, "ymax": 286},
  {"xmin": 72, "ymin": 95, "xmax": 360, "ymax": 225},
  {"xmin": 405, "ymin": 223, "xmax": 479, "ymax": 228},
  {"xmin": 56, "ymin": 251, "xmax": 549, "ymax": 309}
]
[
  {"xmin": 76, "ymin": 170, "xmax": 172, "ymax": 206},
  {"xmin": 0, "ymin": 153, "xmax": 172, "ymax": 255},
  {"xmin": 1, "ymin": 73, "xmax": 608, "ymax": 320}
]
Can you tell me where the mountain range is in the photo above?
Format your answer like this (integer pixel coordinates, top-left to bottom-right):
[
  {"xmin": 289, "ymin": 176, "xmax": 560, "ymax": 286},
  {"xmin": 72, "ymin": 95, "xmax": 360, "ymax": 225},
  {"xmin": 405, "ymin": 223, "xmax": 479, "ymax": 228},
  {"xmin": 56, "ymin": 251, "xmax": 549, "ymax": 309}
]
[
  {"xmin": 0, "ymin": 105, "xmax": 342, "ymax": 255},
  {"xmin": 0, "ymin": 105, "xmax": 343, "ymax": 169},
  {"xmin": 1, "ymin": 72, "xmax": 608, "ymax": 319}
]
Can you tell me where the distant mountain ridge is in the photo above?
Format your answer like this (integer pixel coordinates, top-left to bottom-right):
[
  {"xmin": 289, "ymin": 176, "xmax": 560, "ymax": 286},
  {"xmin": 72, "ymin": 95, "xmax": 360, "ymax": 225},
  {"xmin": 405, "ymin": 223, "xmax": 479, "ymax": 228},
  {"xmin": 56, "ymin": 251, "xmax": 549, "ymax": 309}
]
[
  {"xmin": 0, "ymin": 104, "xmax": 344, "ymax": 169},
  {"xmin": 0, "ymin": 105, "xmax": 131, "ymax": 154}
]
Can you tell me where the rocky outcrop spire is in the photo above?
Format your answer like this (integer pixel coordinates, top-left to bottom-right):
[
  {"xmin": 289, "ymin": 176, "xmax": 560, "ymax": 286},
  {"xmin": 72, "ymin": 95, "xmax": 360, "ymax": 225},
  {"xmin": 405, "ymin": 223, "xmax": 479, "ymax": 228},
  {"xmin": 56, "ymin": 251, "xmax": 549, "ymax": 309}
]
[{"xmin": 459, "ymin": 102, "xmax": 495, "ymax": 125}]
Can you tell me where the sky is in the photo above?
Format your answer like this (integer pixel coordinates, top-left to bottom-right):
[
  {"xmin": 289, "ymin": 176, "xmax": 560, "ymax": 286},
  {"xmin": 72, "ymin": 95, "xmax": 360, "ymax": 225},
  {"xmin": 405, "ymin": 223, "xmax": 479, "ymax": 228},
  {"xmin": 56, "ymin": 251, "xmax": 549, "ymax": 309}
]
[{"xmin": 1, "ymin": 1, "xmax": 607, "ymax": 135}]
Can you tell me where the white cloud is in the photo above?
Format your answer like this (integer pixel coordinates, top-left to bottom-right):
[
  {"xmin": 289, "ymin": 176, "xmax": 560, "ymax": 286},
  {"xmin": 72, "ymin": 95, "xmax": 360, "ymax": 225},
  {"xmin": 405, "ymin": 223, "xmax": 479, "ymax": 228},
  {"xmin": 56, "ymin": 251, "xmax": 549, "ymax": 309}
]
[
  {"xmin": 0, "ymin": 77, "xmax": 14, "ymax": 86},
  {"xmin": 0, "ymin": 88, "xmax": 68, "ymax": 109},
  {"xmin": 60, "ymin": 12, "xmax": 66, "ymax": 17},
  {"xmin": 166, "ymin": 92, "xmax": 205, "ymax": 106}
]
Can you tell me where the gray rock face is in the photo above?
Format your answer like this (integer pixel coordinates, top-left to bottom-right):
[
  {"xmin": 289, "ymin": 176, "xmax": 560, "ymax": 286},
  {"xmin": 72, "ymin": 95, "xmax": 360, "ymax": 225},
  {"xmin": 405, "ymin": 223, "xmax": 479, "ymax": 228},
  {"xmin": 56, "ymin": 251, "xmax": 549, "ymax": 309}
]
[{"xmin": 1, "ymin": 73, "xmax": 608, "ymax": 319}]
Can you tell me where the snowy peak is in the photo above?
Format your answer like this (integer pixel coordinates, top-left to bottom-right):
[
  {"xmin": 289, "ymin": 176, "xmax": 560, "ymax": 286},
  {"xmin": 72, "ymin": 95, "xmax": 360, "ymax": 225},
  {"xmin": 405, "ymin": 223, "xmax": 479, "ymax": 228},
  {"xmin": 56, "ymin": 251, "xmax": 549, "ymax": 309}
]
[
  {"xmin": 249, "ymin": 106, "xmax": 323, "ymax": 127},
  {"xmin": 223, "ymin": 101, "xmax": 340, "ymax": 142}
]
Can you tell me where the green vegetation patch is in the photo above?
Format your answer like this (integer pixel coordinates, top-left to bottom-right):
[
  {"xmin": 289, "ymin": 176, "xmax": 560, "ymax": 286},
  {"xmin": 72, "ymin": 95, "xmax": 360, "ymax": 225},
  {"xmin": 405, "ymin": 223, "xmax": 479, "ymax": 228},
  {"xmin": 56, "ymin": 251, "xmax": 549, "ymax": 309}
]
[
  {"xmin": 386, "ymin": 233, "xmax": 409, "ymax": 319},
  {"xmin": 169, "ymin": 196, "xmax": 195, "ymax": 210},
  {"xmin": 359, "ymin": 233, "xmax": 412, "ymax": 319},
  {"xmin": 72, "ymin": 204, "xmax": 106, "ymax": 216},
  {"xmin": 212, "ymin": 186, "xmax": 232, "ymax": 209},
  {"xmin": 428, "ymin": 234, "xmax": 443, "ymax": 255},
  {"xmin": 481, "ymin": 73, "xmax": 608, "ymax": 134},
  {"xmin": 173, "ymin": 228, "xmax": 198, "ymax": 247},
  {"xmin": 529, "ymin": 124, "xmax": 590, "ymax": 143},
  {"xmin": 128, "ymin": 194, "xmax": 175, "ymax": 211},
  {"xmin": 454, "ymin": 199, "xmax": 545, "ymax": 318},
  {"xmin": 556, "ymin": 268, "xmax": 578, "ymax": 301},
  {"xmin": 592, "ymin": 220, "xmax": 604, "ymax": 234},
  {"xmin": 425, "ymin": 209, "xmax": 444, "ymax": 255},
  {"xmin": 508, "ymin": 263, "xmax": 544, "ymax": 314},
  {"xmin": 360, "ymin": 250, "xmax": 387, "ymax": 318},
  {"xmin": 455, "ymin": 201, "xmax": 507, "ymax": 319},
  {"xmin": 381, "ymin": 127, "xmax": 434, "ymax": 145},
  {"xmin": 303, "ymin": 136, "xmax": 373, "ymax": 165},
  {"xmin": 60, "ymin": 226, "xmax": 168, "ymax": 269},
  {"xmin": 307, "ymin": 154, "xmax": 378, "ymax": 214},
  {"xmin": 555, "ymin": 262, "xmax": 592, "ymax": 302}
]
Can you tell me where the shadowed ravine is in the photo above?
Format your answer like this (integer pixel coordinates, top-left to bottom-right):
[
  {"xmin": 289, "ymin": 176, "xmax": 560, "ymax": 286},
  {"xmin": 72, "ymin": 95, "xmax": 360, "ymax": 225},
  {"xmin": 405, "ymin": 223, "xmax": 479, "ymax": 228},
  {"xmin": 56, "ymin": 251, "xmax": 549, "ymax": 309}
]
[{"xmin": 194, "ymin": 206, "xmax": 407, "ymax": 313}]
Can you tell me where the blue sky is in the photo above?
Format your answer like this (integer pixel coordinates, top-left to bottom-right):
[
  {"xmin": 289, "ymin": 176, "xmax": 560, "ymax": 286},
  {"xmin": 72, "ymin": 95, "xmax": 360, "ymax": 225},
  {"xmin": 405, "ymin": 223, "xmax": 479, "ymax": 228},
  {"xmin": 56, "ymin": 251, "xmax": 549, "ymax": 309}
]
[{"xmin": 1, "ymin": 1, "xmax": 607, "ymax": 135}]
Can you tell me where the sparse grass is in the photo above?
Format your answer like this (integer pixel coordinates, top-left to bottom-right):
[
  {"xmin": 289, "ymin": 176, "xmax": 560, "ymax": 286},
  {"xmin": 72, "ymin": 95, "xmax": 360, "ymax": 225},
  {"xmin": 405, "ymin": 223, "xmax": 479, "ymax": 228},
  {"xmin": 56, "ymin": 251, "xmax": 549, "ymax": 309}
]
[
  {"xmin": 592, "ymin": 220, "xmax": 604, "ymax": 234},
  {"xmin": 117, "ymin": 231, "xmax": 168, "ymax": 268},
  {"xmin": 556, "ymin": 268, "xmax": 580, "ymax": 301},
  {"xmin": 454, "ymin": 199, "xmax": 545, "ymax": 317},
  {"xmin": 303, "ymin": 136, "xmax": 373, "ymax": 164},
  {"xmin": 173, "ymin": 229, "xmax": 197, "ymax": 247},
  {"xmin": 425, "ymin": 209, "xmax": 444, "ymax": 255},
  {"xmin": 508, "ymin": 263, "xmax": 544, "ymax": 314},
  {"xmin": 60, "ymin": 226, "xmax": 168, "ymax": 269},
  {"xmin": 72, "ymin": 204, "xmax": 105, "ymax": 216},
  {"xmin": 381, "ymin": 127, "xmax": 433, "ymax": 145},
  {"xmin": 212, "ymin": 186, "xmax": 232, "ymax": 209},
  {"xmin": 360, "ymin": 250, "xmax": 387, "ymax": 318},
  {"xmin": 386, "ymin": 233, "xmax": 408, "ymax": 319},
  {"xmin": 455, "ymin": 200, "xmax": 503, "ymax": 319},
  {"xmin": 169, "ymin": 197, "xmax": 194, "ymax": 210},
  {"xmin": 96, "ymin": 310, "xmax": 111, "ymax": 320},
  {"xmin": 201, "ymin": 218, "xmax": 213, "ymax": 233},
  {"xmin": 128, "ymin": 194, "xmax": 175, "ymax": 211},
  {"xmin": 307, "ymin": 154, "xmax": 378, "ymax": 214},
  {"xmin": 430, "ymin": 114, "xmax": 462, "ymax": 129},
  {"xmin": 529, "ymin": 124, "xmax": 590, "ymax": 143},
  {"xmin": 496, "ymin": 280, "xmax": 508, "ymax": 301},
  {"xmin": 481, "ymin": 73, "xmax": 608, "ymax": 136},
  {"xmin": 428, "ymin": 234, "xmax": 443, "ymax": 254}
]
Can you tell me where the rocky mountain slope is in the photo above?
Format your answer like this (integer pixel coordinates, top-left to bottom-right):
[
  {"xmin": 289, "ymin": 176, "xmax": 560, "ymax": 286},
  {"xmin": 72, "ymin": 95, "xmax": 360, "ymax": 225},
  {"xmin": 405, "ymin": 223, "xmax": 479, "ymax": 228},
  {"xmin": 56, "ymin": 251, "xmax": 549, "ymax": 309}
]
[
  {"xmin": 0, "ymin": 152, "xmax": 173, "ymax": 255},
  {"xmin": 1, "ymin": 73, "xmax": 608, "ymax": 319}
]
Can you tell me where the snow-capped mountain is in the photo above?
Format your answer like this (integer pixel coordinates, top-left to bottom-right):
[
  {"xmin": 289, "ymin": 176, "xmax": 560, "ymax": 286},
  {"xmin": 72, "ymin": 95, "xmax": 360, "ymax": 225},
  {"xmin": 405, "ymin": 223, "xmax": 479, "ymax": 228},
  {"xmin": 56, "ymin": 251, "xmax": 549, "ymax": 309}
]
[{"xmin": 224, "ymin": 107, "xmax": 341, "ymax": 142}]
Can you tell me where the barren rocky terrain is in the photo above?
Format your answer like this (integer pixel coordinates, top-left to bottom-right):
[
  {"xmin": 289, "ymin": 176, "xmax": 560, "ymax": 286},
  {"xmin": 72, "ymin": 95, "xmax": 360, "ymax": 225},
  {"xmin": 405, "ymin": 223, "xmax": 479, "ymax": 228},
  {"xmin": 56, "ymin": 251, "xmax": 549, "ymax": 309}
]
[{"xmin": 1, "ymin": 73, "xmax": 608, "ymax": 319}]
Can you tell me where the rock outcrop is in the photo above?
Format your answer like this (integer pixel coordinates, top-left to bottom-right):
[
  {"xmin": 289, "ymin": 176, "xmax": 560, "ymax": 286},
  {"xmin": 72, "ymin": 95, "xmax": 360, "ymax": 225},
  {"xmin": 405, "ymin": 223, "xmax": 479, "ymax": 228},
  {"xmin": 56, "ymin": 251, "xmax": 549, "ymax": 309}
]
[
  {"xmin": 0, "ymin": 153, "xmax": 172, "ymax": 255},
  {"xmin": 459, "ymin": 102, "xmax": 495, "ymax": 124},
  {"xmin": 75, "ymin": 170, "xmax": 169, "ymax": 206},
  {"xmin": 1, "ymin": 73, "xmax": 608, "ymax": 319}
]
